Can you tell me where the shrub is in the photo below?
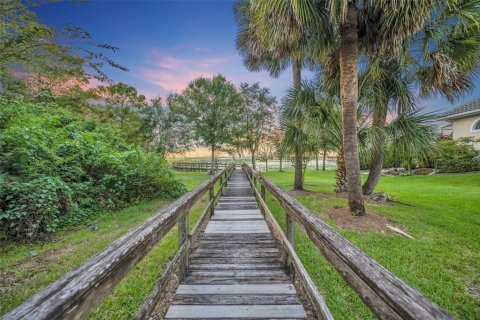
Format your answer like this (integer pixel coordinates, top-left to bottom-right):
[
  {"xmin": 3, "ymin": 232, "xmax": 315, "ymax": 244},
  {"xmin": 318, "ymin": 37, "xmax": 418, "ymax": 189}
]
[
  {"xmin": 0, "ymin": 176, "xmax": 74, "ymax": 239},
  {"xmin": 436, "ymin": 138, "xmax": 480, "ymax": 173},
  {"xmin": 0, "ymin": 99, "xmax": 186, "ymax": 241}
]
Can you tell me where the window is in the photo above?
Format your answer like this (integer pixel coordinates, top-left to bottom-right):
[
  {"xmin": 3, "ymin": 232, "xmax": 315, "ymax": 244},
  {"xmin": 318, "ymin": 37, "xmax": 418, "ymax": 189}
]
[{"xmin": 472, "ymin": 118, "xmax": 480, "ymax": 132}]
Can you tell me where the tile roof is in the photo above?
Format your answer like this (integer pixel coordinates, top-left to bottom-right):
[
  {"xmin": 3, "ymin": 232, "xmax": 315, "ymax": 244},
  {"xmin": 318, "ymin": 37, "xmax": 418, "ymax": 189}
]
[{"xmin": 438, "ymin": 97, "xmax": 480, "ymax": 119}]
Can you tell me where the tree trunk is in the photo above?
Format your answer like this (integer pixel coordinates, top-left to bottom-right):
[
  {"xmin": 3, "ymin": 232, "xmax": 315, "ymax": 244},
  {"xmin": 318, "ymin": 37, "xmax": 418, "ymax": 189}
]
[
  {"xmin": 362, "ymin": 107, "xmax": 388, "ymax": 195},
  {"xmin": 293, "ymin": 56, "xmax": 301, "ymax": 89},
  {"xmin": 315, "ymin": 152, "xmax": 319, "ymax": 171},
  {"xmin": 251, "ymin": 149, "xmax": 256, "ymax": 170},
  {"xmin": 339, "ymin": 2, "xmax": 365, "ymax": 216},
  {"xmin": 322, "ymin": 149, "xmax": 327, "ymax": 171},
  {"xmin": 210, "ymin": 145, "xmax": 215, "ymax": 175},
  {"xmin": 279, "ymin": 157, "xmax": 283, "ymax": 172},
  {"xmin": 265, "ymin": 158, "xmax": 268, "ymax": 172},
  {"xmin": 336, "ymin": 145, "xmax": 348, "ymax": 193},
  {"xmin": 293, "ymin": 145, "xmax": 303, "ymax": 190},
  {"xmin": 292, "ymin": 56, "xmax": 303, "ymax": 190}
]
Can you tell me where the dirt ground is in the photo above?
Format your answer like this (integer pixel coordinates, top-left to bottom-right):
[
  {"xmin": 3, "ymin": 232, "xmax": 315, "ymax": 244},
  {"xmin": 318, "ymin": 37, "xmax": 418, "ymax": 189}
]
[{"xmin": 287, "ymin": 189, "xmax": 410, "ymax": 234}]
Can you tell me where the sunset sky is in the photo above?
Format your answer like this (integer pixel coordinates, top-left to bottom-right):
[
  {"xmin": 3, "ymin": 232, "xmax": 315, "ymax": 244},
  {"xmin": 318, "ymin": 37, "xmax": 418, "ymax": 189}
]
[{"xmin": 35, "ymin": 0, "xmax": 480, "ymax": 113}]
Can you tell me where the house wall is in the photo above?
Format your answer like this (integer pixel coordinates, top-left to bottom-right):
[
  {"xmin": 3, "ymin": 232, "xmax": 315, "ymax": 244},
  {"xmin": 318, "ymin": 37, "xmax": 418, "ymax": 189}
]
[{"xmin": 451, "ymin": 114, "xmax": 480, "ymax": 149}]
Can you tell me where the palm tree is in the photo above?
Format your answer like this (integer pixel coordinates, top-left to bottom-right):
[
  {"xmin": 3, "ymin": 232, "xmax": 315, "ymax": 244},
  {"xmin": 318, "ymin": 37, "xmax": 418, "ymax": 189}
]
[
  {"xmin": 359, "ymin": 55, "xmax": 417, "ymax": 195},
  {"xmin": 234, "ymin": 0, "xmax": 311, "ymax": 189},
  {"xmin": 286, "ymin": 80, "xmax": 437, "ymax": 196},
  {"xmin": 361, "ymin": 1, "xmax": 480, "ymax": 194},
  {"xmin": 280, "ymin": 83, "xmax": 319, "ymax": 186}
]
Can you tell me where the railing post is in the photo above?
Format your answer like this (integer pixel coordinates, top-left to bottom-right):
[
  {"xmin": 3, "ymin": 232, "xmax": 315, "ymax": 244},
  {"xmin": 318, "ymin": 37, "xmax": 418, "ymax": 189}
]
[
  {"xmin": 219, "ymin": 174, "xmax": 223, "ymax": 195},
  {"xmin": 260, "ymin": 184, "xmax": 266, "ymax": 215},
  {"xmin": 209, "ymin": 185, "xmax": 214, "ymax": 216},
  {"xmin": 178, "ymin": 208, "xmax": 189, "ymax": 280},
  {"xmin": 285, "ymin": 209, "xmax": 295, "ymax": 277}
]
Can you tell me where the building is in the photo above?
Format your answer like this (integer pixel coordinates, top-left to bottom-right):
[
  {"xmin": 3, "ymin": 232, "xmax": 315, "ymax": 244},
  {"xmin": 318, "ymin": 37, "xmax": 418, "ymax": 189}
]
[{"xmin": 438, "ymin": 98, "xmax": 480, "ymax": 149}]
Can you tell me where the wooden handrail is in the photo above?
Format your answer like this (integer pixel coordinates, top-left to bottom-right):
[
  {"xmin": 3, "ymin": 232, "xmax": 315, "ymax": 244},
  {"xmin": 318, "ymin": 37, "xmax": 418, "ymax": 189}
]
[
  {"xmin": 2, "ymin": 164, "xmax": 235, "ymax": 320},
  {"xmin": 242, "ymin": 164, "xmax": 452, "ymax": 320}
]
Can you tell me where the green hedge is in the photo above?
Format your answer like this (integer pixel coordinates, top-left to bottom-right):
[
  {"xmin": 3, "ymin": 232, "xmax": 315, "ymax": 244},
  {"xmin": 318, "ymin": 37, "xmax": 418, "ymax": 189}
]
[
  {"xmin": 436, "ymin": 139, "xmax": 480, "ymax": 173},
  {"xmin": 0, "ymin": 99, "xmax": 186, "ymax": 241}
]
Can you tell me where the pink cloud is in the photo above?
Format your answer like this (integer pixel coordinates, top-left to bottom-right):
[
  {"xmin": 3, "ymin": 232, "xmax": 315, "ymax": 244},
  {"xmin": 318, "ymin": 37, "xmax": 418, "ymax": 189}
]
[
  {"xmin": 137, "ymin": 48, "xmax": 235, "ymax": 94},
  {"xmin": 141, "ymin": 69, "xmax": 213, "ymax": 92}
]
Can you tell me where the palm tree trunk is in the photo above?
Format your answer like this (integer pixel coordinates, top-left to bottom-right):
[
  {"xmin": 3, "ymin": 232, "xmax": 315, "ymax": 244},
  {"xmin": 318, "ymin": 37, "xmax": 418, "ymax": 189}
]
[
  {"xmin": 292, "ymin": 57, "xmax": 303, "ymax": 190},
  {"xmin": 336, "ymin": 145, "xmax": 348, "ymax": 193},
  {"xmin": 315, "ymin": 152, "xmax": 319, "ymax": 170},
  {"xmin": 322, "ymin": 149, "xmax": 327, "ymax": 171},
  {"xmin": 293, "ymin": 144, "xmax": 304, "ymax": 190},
  {"xmin": 293, "ymin": 57, "xmax": 301, "ymax": 89},
  {"xmin": 339, "ymin": 1, "xmax": 365, "ymax": 215},
  {"xmin": 279, "ymin": 157, "xmax": 283, "ymax": 171},
  {"xmin": 362, "ymin": 107, "xmax": 387, "ymax": 195}
]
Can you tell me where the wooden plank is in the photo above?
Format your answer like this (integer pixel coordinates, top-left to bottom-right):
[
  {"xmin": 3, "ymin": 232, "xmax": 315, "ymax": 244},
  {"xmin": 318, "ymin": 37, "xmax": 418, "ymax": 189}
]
[
  {"xmin": 188, "ymin": 270, "xmax": 287, "ymax": 277},
  {"xmin": 191, "ymin": 252, "xmax": 280, "ymax": 260},
  {"xmin": 244, "ymin": 164, "xmax": 453, "ymax": 320},
  {"xmin": 165, "ymin": 305, "xmax": 307, "ymax": 319},
  {"xmin": 189, "ymin": 264, "xmax": 284, "ymax": 271},
  {"xmin": 189, "ymin": 257, "xmax": 284, "ymax": 265},
  {"xmin": 173, "ymin": 294, "xmax": 300, "ymax": 305},
  {"xmin": 211, "ymin": 217, "xmax": 264, "ymax": 221},
  {"xmin": 176, "ymin": 284, "xmax": 298, "ymax": 295},
  {"xmin": 184, "ymin": 277, "xmax": 290, "ymax": 285},
  {"xmin": 194, "ymin": 247, "xmax": 279, "ymax": 254},
  {"xmin": 204, "ymin": 226, "xmax": 269, "ymax": 234},
  {"xmin": 214, "ymin": 209, "xmax": 262, "ymax": 215}
]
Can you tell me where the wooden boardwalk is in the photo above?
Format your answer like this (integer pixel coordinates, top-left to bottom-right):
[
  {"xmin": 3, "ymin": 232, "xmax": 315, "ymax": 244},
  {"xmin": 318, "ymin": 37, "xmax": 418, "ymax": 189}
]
[{"xmin": 165, "ymin": 169, "xmax": 307, "ymax": 319}]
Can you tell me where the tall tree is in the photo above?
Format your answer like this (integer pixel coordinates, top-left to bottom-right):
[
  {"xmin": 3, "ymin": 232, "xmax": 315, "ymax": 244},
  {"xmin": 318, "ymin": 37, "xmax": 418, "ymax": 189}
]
[
  {"xmin": 261, "ymin": 0, "xmax": 466, "ymax": 215},
  {"xmin": 238, "ymin": 82, "xmax": 276, "ymax": 170},
  {"xmin": 234, "ymin": 0, "xmax": 312, "ymax": 189},
  {"xmin": 170, "ymin": 75, "xmax": 242, "ymax": 174},
  {"xmin": 144, "ymin": 96, "xmax": 195, "ymax": 157}
]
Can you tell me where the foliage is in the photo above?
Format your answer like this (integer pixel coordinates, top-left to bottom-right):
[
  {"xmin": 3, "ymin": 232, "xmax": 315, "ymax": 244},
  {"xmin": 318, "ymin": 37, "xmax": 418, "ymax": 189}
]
[
  {"xmin": 436, "ymin": 138, "xmax": 480, "ymax": 173},
  {"xmin": 0, "ymin": 0, "xmax": 126, "ymax": 98},
  {"xmin": 0, "ymin": 99, "xmax": 186, "ymax": 240},
  {"xmin": 169, "ymin": 75, "xmax": 242, "ymax": 172},
  {"xmin": 0, "ymin": 171, "xmax": 211, "ymax": 317},
  {"xmin": 237, "ymin": 82, "xmax": 277, "ymax": 168},
  {"xmin": 152, "ymin": 96, "xmax": 195, "ymax": 157}
]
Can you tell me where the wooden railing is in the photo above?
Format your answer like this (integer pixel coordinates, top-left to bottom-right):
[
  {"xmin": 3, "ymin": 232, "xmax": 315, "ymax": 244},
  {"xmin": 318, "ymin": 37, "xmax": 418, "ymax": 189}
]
[
  {"xmin": 172, "ymin": 162, "xmax": 230, "ymax": 172},
  {"xmin": 2, "ymin": 164, "xmax": 235, "ymax": 320},
  {"xmin": 243, "ymin": 164, "xmax": 453, "ymax": 320}
]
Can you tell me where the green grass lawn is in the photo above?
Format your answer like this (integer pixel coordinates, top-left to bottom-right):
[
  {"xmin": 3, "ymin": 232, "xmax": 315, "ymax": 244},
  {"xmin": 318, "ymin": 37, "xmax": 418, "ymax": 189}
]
[
  {"xmin": 0, "ymin": 171, "xmax": 213, "ymax": 318},
  {"xmin": 262, "ymin": 169, "xmax": 480, "ymax": 319}
]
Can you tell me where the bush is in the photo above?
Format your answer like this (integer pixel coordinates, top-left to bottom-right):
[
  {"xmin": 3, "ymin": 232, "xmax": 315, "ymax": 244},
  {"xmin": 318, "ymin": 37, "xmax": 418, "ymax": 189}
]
[
  {"xmin": 0, "ymin": 99, "xmax": 186, "ymax": 241},
  {"xmin": 436, "ymin": 138, "xmax": 480, "ymax": 173}
]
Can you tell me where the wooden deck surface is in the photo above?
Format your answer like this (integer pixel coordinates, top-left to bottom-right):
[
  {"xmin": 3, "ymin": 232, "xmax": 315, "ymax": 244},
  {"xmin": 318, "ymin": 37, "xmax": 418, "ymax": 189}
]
[{"xmin": 165, "ymin": 169, "xmax": 307, "ymax": 319}]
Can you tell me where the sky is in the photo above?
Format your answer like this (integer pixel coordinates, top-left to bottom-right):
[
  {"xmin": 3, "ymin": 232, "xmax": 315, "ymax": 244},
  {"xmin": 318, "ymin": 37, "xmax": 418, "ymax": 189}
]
[{"xmin": 35, "ymin": 0, "xmax": 480, "ymax": 113}]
